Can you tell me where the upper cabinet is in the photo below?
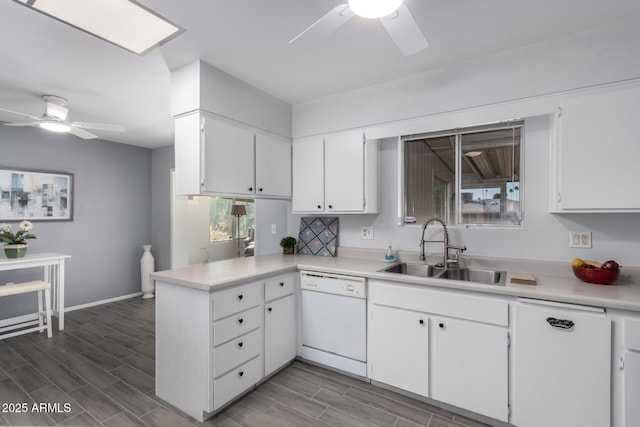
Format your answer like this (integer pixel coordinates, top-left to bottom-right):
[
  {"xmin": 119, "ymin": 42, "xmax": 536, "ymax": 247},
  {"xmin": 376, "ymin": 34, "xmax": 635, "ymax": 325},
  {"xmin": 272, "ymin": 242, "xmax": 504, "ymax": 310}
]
[
  {"xmin": 175, "ymin": 111, "xmax": 291, "ymax": 198},
  {"xmin": 292, "ymin": 131, "xmax": 379, "ymax": 214},
  {"xmin": 551, "ymin": 81, "xmax": 640, "ymax": 212}
]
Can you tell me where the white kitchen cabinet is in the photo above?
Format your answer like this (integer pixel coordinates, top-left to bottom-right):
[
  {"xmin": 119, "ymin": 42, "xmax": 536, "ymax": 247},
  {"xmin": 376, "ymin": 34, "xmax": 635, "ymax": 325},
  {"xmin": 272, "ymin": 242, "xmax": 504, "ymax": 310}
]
[
  {"xmin": 175, "ymin": 111, "xmax": 291, "ymax": 198},
  {"xmin": 431, "ymin": 316, "xmax": 508, "ymax": 422},
  {"xmin": 367, "ymin": 279, "xmax": 509, "ymax": 421},
  {"xmin": 624, "ymin": 318, "xmax": 640, "ymax": 426},
  {"xmin": 255, "ymin": 133, "xmax": 291, "ymax": 198},
  {"xmin": 512, "ymin": 298, "xmax": 611, "ymax": 427},
  {"xmin": 551, "ymin": 81, "xmax": 640, "ymax": 212},
  {"xmin": 292, "ymin": 131, "xmax": 379, "ymax": 213},
  {"xmin": 368, "ymin": 304, "xmax": 429, "ymax": 397},
  {"xmin": 264, "ymin": 275, "xmax": 296, "ymax": 376}
]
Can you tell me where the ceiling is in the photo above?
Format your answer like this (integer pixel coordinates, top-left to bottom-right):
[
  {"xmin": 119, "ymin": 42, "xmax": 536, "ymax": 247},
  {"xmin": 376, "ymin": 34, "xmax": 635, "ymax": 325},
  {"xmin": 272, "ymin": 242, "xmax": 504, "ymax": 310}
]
[{"xmin": 1, "ymin": 0, "xmax": 640, "ymax": 149}]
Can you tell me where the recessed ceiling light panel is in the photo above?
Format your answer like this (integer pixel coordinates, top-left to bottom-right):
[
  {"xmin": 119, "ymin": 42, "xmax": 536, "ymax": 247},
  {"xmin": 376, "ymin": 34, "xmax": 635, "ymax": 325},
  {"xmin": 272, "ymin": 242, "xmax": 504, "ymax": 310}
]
[{"xmin": 15, "ymin": 0, "xmax": 184, "ymax": 55}]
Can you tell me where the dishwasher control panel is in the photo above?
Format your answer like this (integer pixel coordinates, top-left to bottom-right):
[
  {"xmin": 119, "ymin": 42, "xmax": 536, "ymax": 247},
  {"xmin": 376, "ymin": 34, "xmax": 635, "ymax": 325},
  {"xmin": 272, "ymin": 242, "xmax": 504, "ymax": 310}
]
[{"xmin": 300, "ymin": 271, "xmax": 367, "ymax": 299}]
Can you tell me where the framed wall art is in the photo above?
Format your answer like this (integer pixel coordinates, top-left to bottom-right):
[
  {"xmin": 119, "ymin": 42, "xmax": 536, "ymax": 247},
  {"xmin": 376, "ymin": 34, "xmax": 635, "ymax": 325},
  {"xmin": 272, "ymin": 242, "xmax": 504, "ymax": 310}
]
[{"xmin": 0, "ymin": 167, "xmax": 73, "ymax": 221}]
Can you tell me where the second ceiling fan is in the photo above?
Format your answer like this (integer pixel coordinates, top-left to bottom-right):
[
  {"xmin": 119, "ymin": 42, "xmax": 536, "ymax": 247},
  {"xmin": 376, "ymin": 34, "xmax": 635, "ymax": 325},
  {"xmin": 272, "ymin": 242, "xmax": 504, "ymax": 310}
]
[{"xmin": 290, "ymin": 0, "xmax": 428, "ymax": 56}]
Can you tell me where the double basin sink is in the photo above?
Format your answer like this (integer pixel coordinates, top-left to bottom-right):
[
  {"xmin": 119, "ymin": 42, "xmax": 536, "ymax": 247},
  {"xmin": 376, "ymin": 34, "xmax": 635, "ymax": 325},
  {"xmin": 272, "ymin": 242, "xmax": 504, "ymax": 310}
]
[{"xmin": 381, "ymin": 262, "xmax": 507, "ymax": 286}]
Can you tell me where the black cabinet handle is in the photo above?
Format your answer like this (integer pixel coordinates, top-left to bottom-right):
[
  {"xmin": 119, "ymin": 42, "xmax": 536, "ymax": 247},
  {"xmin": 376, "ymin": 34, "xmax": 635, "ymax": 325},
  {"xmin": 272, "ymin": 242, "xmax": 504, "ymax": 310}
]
[
  {"xmin": 258, "ymin": 188, "xmax": 263, "ymax": 192},
  {"xmin": 419, "ymin": 319, "xmax": 425, "ymax": 325},
  {"xmin": 238, "ymin": 294, "xmax": 243, "ymax": 300},
  {"xmin": 317, "ymin": 204, "xmax": 322, "ymax": 209},
  {"xmin": 238, "ymin": 371, "xmax": 244, "ymax": 377},
  {"xmin": 248, "ymin": 187, "xmax": 253, "ymax": 192},
  {"xmin": 267, "ymin": 307, "xmax": 272, "ymax": 312},
  {"xmin": 238, "ymin": 341, "xmax": 243, "ymax": 348},
  {"xmin": 546, "ymin": 317, "xmax": 574, "ymax": 330},
  {"xmin": 328, "ymin": 204, "xmax": 333, "ymax": 209},
  {"xmin": 279, "ymin": 282, "xmax": 284, "ymax": 287},
  {"xmin": 238, "ymin": 318, "xmax": 244, "ymax": 324},
  {"xmin": 439, "ymin": 322, "xmax": 445, "ymax": 329}
]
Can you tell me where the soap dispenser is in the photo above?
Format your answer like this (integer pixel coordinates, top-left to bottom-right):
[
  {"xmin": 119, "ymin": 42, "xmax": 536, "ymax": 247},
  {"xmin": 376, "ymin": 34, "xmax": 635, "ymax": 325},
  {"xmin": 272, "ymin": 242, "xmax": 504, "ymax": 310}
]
[{"xmin": 385, "ymin": 244, "xmax": 395, "ymax": 262}]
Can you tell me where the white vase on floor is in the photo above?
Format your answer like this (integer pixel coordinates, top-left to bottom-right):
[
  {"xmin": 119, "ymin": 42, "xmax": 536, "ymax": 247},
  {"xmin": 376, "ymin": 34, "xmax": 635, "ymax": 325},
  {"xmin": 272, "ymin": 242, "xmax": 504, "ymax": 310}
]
[{"xmin": 141, "ymin": 245, "xmax": 155, "ymax": 299}]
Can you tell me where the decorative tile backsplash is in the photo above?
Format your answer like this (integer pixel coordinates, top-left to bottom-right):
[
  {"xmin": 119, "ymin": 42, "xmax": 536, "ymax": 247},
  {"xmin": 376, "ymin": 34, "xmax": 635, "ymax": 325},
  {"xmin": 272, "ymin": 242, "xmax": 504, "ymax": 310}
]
[{"xmin": 297, "ymin": 217, "xmax": 339, "ymax": 257}]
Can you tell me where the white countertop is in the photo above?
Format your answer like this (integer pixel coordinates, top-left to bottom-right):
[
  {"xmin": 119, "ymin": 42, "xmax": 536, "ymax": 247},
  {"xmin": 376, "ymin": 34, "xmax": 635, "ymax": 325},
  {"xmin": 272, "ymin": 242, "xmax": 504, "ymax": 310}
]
[{"xmin": 151, "ymin": 251, "xmax": 640, "ymax": 312}]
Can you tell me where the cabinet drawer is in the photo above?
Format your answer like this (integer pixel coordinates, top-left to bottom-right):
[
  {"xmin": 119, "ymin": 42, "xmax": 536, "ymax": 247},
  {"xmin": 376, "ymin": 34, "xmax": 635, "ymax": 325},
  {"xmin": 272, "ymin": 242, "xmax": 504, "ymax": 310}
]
[
  {"xmin": 213, "ymin": 328, "xmax": 261, "ymax": 378},
  {"xmin": 213, "ymin": 305, "xmax": 262, "ymax": 346},
  {"xmin": 213, "ymin": 355, "xmax": 262, "ymax": 410},
  {"xmin": 369, "ymin": 280, "xmax": 508, "ymax": 326},
  {"xmin": 265, "ymin": 275, "xmax": 294, "ymax": 301},
  {"xmin": 212, "ymin": 282, "xmax": 262, "ymax": 320},
  {"xmin": 625, "ymin": 318, "xmax": 640, "ymax": 350}
]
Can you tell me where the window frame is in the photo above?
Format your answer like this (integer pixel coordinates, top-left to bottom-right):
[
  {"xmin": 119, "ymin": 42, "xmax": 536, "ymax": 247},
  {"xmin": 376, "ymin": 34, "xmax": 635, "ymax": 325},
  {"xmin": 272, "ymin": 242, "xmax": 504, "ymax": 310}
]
[{"xmin": 398, "ymin": 120, "xmax": 525, "ymax": 228}]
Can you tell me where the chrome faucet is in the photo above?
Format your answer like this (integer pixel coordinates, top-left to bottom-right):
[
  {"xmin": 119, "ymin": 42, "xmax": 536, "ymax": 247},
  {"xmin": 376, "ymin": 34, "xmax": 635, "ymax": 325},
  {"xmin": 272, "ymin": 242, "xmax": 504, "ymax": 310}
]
[{"xmin": 419, "ymin": 218, "xmax": 467, "ymax": 267}]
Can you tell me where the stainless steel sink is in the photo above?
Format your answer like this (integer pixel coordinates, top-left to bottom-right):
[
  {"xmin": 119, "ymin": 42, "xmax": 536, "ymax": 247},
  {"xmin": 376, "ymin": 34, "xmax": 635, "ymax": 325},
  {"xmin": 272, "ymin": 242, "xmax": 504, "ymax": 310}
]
[
  {"xmin": 380, "ymin": 263, "xmax": 506, "ymax": 286},
  {"xmin": 383, "ymin": 262, "xmax": 444, "ymax": 278}
]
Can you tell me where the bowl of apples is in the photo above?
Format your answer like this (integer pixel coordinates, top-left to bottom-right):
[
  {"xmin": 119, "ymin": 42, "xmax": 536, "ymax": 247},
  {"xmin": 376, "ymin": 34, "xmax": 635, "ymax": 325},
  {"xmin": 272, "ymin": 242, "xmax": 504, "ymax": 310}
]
[{"xmin": 572, "ymin": 259, "xmax": 621, "ymax": 285}]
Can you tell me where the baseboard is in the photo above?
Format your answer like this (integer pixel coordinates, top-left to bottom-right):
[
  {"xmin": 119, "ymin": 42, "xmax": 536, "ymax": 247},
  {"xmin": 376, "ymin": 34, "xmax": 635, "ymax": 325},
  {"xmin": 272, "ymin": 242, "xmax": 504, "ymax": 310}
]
[{"xmin": 65, "ymin": 292, "xmax": 144, "ymax": 312}]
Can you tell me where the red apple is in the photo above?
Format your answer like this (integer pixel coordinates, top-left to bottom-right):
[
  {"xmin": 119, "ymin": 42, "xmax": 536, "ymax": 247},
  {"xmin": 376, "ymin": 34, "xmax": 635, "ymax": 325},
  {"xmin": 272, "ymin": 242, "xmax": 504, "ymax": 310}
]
[{"xmin": 601, "ymin": 260, "xmax": 620, "ymax": 271}]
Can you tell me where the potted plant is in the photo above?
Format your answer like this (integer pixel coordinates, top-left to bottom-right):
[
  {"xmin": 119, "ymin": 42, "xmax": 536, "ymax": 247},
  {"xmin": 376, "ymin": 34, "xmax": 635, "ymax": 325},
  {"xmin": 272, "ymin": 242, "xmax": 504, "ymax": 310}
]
[
  {"xmin": 0, "ymin": 221, "xmax": 37, "ymax": 258},
  {"xmin": 279, "ymin": 236, "xmax": 297, "ymax": 255}
]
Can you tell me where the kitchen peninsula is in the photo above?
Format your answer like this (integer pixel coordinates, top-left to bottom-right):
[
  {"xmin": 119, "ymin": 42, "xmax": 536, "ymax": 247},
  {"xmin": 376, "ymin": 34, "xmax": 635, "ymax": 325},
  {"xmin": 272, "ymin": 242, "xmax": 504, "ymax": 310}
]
[{"xmin": 152, "ymin": 251, "xmax": 640, "ymax": 426}]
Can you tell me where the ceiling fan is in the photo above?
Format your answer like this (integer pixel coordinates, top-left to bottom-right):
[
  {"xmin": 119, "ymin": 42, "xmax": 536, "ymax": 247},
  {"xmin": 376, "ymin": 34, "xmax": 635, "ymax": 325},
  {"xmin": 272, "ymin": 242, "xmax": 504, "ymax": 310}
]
[
  {"xmin": 290, "ymin": 0, "xmax": 428, "ymax": 56},
  {"xmin": 0, "ymin": 95, "xmax": 125, "ymax": 140}
]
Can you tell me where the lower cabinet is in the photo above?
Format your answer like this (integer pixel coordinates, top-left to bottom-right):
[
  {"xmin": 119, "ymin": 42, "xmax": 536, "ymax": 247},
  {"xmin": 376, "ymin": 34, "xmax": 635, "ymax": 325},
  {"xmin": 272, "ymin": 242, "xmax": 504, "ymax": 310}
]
[
  {"xmin": 367, "ymin": 280, "xmax": 510, "ymax": 422},
  {"xmin": 431, "ymin": 316, "xmax": 508, "ymax": 422},
  {"xmin": 368, "ymin": 304, "xmax": 429, "ymax": 397},
  {"xmin": 156, "ymin": 273, "xmax": 296, "ymax": 422},
  {"xmin": 624, "ymin": 318, "xmax": 640, "ymax": 426},
  {"xmin": 512, "ymin": 298, "xmax": 611, "ymax": 427}
]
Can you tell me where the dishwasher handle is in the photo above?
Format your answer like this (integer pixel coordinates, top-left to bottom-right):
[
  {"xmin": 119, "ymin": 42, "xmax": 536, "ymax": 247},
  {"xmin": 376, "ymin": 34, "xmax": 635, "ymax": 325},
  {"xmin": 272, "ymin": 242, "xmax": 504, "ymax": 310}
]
[{"xmin": 546, "ymin": 317, "xmax": 574, "ymax": 330}]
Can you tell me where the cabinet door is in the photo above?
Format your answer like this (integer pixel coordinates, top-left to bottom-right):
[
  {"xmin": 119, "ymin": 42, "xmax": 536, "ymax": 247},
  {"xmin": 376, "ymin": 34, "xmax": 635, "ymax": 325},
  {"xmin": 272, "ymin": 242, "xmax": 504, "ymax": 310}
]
[
  {"xmin": 368, "ymin": 304, "xmax": 429, "ymax": 397},
  {"xmin": 255, "ymin": 133, "xmax": 291, "ymax": 198},
  {"xmin": 264, "ymin": 294, "xmax": 296, "ymax": 376},
  {"xmin": 292, "ymin": 137, "xmax": 324, "ymax": 212},
  {"xmin": 557, "ymin": 82, "xmax": 640, "ymax": 210},
  {"xmin": 324, "ymin": 131, "xmax": 365, "ymax": 212},
  {"xmin": 625, "ymin": 351, "xmax": 640, "ymax": 426},
  {"xmin": 512, "ymin": 300, "xmax": 611, "ymax": 427},
  {"xmin": 174, "ymin": 112, "xmax": 202, "ymax": 195},
  {"xmin": 202, "ymin": 115, "xmax": 255, "ymax": 195},
  {"xmin": 431, "ymin": 317, "xmax": 508, "ymax": 422}
]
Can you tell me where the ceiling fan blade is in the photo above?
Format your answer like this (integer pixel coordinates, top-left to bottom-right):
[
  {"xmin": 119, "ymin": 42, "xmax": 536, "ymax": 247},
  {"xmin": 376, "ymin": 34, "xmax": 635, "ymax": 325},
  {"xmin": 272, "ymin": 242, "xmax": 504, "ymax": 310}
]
[
  {"xmin": 289, "ymin": 4, "xmax": 354, "ymax": 45},
  {"xmin": 4, "ymin": 121, "xmax": 40, "ymax": 127},
  {"xmin": 69, "ymin": 126, "xmax": 98, "ymax": 140},
  {"xmin": 0, "ymin": 108, "xmax": 41, "ymax": 121},
  {"xmin": 72, "ymin": 121, "xmax": 125, "ymax": 132},
  {"xmin": 380, "ymin": 4, "xmax": 428, "ymax": 56}
]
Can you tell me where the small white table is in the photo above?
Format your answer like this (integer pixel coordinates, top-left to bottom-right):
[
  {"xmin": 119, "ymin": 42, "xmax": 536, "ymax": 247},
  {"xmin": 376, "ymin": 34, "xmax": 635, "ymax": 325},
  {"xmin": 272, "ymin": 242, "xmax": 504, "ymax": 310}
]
[{"xmin": 0, "ymin": 252, "xmax": 71, "ymax": 331}]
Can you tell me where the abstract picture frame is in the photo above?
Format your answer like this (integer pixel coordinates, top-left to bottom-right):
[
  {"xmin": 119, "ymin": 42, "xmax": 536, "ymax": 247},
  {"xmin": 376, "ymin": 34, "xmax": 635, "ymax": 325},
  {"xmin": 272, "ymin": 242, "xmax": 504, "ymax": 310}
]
[{"xmin": 0, "ymin": 167, "xmax": 73, "ymax": 221}]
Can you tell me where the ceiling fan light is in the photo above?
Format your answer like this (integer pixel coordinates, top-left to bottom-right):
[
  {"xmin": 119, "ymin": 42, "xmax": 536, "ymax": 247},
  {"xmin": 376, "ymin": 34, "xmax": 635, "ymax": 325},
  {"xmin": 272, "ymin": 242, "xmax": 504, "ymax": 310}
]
[
  {"xmin": 39, "ymin": 120, "xmax": 71, "ymax": 133},
  {"xmin": 349, "ymin": 0, "xmax": 404, "ymax": 19}
]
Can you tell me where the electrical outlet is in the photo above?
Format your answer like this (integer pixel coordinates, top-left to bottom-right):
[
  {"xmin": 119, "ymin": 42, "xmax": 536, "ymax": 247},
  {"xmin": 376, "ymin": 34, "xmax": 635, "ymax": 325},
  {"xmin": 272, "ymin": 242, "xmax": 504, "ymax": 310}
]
[
  {"xmin": 361, "ymin": 226, "xmax": 374, "ymax": 240},
  {"xmin": 271, "ymin": 224, "xmax": 277, "ymax": 234},
  {"xmin": 569, "ymin": 231, "xmax": 592, "ymax": 248}
]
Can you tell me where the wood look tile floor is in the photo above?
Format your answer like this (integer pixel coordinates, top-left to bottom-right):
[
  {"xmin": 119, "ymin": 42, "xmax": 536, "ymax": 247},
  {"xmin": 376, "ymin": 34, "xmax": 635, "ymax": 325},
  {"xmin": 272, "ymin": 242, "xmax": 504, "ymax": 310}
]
[{"xmin": 0, "ymin": 298, "xmax": 492, "ymax": 427}]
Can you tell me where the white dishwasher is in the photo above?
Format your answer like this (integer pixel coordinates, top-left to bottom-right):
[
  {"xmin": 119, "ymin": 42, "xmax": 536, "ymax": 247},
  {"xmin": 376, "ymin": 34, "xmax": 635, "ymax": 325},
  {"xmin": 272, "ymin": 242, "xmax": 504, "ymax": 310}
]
[{"xmin": 300, "ymin": 271, "xmax": 367, "ymax": 377}]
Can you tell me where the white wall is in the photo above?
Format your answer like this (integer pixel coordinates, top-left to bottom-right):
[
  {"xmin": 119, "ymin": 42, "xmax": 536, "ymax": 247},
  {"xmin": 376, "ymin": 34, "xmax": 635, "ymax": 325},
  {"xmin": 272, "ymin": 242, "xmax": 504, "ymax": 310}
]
[{"xmin": 287, "ymin": 18, "xmax": 640, "ymax": 267}]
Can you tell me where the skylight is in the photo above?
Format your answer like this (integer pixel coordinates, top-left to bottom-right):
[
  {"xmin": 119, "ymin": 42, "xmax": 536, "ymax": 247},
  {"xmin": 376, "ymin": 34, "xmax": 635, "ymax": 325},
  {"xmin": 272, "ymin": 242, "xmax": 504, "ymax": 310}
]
[{"xmin": 15, "ymin": 0, "xmax": 183, "ymax": 55}]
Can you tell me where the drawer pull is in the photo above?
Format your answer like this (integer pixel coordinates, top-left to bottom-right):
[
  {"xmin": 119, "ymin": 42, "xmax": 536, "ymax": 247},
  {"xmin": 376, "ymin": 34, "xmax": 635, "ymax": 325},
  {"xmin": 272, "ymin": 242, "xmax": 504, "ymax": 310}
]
[
  {"xmin": 279, "ymin": 282, "xmax": 284, "ymax": 287},
  {"xmin": 419, "ymin": 319, "xmax": 425, "ymax": 325},
  {"xmin": 438, "ymin": 322, "xmax": 445, "ymax": 329},
  {"xmin": 238, "ymin": 370, "xmax": 244, "ymax": 377},
  {"xmin": 267, "ymin": 307, "xmax": 272, "ymax": 312},
  {"xmin": 238, "ymin": 294, "xmax": 244, "ymax": 301},
  {"xmin": 546, "ymin": 317, "xmax": 574, "ymax": 330},
  {"xmin": 237, "ymin": 341, "xmax": 243, "ymax": 348},
  {"xmin": 238, "ymin": 318, "xmax": 244, "ymax": 325}
]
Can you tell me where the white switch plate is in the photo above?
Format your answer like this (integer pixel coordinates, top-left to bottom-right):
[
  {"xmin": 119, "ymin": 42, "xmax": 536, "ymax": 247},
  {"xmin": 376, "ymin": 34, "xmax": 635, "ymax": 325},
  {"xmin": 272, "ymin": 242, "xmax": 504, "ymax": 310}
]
[
  {"xmin": 361, "ymin": 226, "xmax": 374, "ymax": 240},
  {"xmin": 569, "ymin": 231, "xmax": 592, "ymax": 248},
  {"xmin": 271, "ymin": 224, "xmax": 277, "ymax": 234}
]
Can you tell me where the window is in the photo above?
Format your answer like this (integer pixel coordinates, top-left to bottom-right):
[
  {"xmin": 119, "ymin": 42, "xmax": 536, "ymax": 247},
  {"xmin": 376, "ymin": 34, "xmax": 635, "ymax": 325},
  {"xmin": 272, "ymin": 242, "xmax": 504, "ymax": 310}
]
[
  {"xmin": 209, "ymin": 197, "xmax": 255, "ymax": 242},
  {"xmin": 402, "ymin": 121, "xmax": 523, "ymax": 226}
]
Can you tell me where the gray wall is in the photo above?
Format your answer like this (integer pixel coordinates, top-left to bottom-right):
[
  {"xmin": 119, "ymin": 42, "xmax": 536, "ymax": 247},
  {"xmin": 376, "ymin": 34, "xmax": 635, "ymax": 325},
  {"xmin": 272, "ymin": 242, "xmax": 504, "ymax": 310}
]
[
  {"xmin": 151, "ymin": 145, "xmax": 174, "ymax": 272},
  {"xmin": 0, "ymin": 125, "xmax": 151, "ymax": 319}
]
